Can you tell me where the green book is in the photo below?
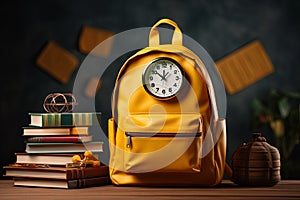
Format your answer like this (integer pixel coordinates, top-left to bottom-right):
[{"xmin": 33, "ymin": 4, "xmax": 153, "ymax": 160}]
[{"xmin": 29, "ymin": 112, "xmax": 101, "ymax": 127}]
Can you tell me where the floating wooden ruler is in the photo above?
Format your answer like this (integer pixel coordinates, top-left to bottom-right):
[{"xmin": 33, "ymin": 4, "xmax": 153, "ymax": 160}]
[{"xmin": 215, "ymin": 40, "xmax": 275, "ymax": 94}]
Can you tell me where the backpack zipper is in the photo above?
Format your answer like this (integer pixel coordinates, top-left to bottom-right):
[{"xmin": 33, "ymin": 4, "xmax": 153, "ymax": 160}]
[{"xmin": 125, "ymin": 132, "xmax": 202, "ymax": 148}]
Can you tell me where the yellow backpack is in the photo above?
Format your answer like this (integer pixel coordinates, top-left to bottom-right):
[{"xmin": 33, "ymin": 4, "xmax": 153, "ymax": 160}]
[{"xmin": 108, "ymin": 18, "xmax": 227, "ymax": 186}]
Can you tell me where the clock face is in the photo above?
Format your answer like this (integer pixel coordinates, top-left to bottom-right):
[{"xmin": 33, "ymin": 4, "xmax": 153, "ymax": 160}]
[{"xmin": 142, "ymin": 58, "xmax": 184, "ymax": 99}]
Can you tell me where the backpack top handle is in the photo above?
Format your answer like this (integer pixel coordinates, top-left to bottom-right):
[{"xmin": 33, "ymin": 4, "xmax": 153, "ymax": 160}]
[{"xmin": 149, "ymin": 18, "xmax": 183, "ymax": 46}]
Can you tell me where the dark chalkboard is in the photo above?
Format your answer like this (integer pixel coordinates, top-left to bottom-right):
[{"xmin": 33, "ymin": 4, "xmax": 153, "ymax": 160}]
[{"xmin": 1, "ymin": 0, "xmax": 299, "ymax": 179}]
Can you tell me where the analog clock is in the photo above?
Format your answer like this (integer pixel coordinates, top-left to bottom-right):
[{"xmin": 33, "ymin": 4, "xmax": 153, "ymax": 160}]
[{"xmin": 142, "ymin": 57, "xmax": 184, "ymax": 99}]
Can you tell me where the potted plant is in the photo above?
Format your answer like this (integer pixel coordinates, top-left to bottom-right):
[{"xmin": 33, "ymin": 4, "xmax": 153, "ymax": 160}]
[{"xmin": 251, "ymin": 88, "xmax": 300, "ymax": 178}]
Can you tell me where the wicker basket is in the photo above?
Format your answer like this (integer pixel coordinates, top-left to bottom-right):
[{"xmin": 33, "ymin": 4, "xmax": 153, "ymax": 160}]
[{"xmin": 232, "ymin": 133, "xmax": 281, "ymax": 186}]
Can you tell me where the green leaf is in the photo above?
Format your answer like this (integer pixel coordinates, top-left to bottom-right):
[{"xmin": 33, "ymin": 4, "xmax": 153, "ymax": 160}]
[
  {"xmin": 285, "ymin": 91, "xmax": 300, "ymax": 99},
  {"xmin": 251, "ymin": 98, "xmax": 267, "ymax": 115},
  {"xmin": 278, "ymin": 97, "xmax": 291, "ymax": 118}
]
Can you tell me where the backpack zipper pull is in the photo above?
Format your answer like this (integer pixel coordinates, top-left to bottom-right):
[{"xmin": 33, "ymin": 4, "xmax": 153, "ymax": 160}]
[{"xmin": 126, "ymin": 135, "xmax": 132, "ymax": 148}]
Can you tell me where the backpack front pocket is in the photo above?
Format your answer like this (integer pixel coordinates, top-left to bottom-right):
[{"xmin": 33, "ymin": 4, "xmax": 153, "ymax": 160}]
[{"xmin": 121, "ymin": 113, "xmax": 203, "ymax": 173}]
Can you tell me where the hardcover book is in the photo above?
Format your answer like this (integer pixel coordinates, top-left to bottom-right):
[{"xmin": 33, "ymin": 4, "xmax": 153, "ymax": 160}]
[
  {"xmin": 22, "ymin": 126, "xmax": 90, "ymax": 136},
  {"xmin": 4, "ymin": 165, "xmax": 109, "ymax": 180},
  {"xmin": 25, "ymin": 135, "xmax": 93, "ymax": 143},
  {"xmin": 29, "ymin": 112, "xmax": 101, "ymax": 127},
  {"xmin": 14, "ymin": 153, "xmax": 99, "ymax": 166},
  {"xmin": 25, "ymin": 141, "xmax": 103, "ymax": 154},
  {"xmin": 13, "ymin": 176, "xmax": 110, "ymax": 189}
]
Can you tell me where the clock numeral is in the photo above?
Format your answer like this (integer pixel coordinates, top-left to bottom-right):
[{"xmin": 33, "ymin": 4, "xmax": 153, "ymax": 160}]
[{"xmin": 143, "ymin": 59, "xmax": 182, "ymax": 98}]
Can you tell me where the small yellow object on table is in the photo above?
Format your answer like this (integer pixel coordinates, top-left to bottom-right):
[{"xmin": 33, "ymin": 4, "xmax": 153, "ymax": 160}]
[{"xmin": 68, "ymin": 151, "xmax": 100, "ymax": 168}]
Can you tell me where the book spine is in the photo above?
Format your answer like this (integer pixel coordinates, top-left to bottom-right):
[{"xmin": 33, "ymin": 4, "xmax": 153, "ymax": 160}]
[
  {"xmin": 26, "ymin": 136, "xmax": 82, "ymax": 143},
  {"xmin": 68, "ymin": 167, "xmax": 109, "ymax": 179},
  {"xmin": 67, "ymin": 168, "xmax": 76, "ymax": 180},
  {"xmin": 39, "ymin": 113, "xmax": 100, "ymax": 127},
  {"xmin": 64, "ymin": 167, "xmax": 87, "ymax": 180},
  {"xmin": 68, "ymin": 176, "xmax": 109, "ymax": 188},
  {"xmin": 73, "ymin": 113, "xmax": 91, "ymax": 126},
  {"xmin": 44, "ymin": 113, "xmax": 71, "ymax": 126}
]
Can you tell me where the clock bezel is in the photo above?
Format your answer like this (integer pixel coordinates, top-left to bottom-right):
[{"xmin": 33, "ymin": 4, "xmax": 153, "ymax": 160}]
[{"xmin": 142, "ymin": 57, "xmax": 185, "ymax": 99}]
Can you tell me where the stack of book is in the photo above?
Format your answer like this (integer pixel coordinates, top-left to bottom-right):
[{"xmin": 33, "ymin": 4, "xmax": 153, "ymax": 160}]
[{"xmin": 3, "ymin": 112, "xmax": 110, "ymax": 189}]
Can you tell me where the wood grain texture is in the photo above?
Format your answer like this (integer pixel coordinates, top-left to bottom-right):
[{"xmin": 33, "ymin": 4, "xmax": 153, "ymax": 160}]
[{"xmin": 0, "ymin": 180, "xmax": 299, "ymax": 200}]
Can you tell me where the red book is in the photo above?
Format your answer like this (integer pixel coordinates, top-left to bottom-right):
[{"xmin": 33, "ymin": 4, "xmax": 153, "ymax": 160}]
[{"xmin": 25, "ymin": 135, "xmax": 92, "ymax": 143}]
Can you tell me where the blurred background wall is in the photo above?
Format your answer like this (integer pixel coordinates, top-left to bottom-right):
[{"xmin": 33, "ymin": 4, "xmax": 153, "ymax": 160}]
[{"xmin": 1, "ymin": 0, "xmax": 299, "ymax": 179}]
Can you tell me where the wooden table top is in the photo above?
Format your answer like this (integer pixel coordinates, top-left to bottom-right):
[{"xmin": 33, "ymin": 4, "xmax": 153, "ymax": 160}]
[{"xmin": 1, "ymin": 179, "xmax": 300, "ymax": 200}]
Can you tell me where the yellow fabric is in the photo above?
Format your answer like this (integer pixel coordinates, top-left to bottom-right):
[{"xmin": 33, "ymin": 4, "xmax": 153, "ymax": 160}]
[
  {"xmin": 109, "ymin": 18, "xmax": 226, "ymax": 186},
  {"xmin": 149, "ymin": 18, "xmax": 182, "ymax": 46}
]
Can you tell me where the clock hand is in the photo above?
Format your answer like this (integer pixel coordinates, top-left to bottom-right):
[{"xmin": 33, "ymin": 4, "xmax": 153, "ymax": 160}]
[
  {"xmin": 162, "ymin": 70, "xmax": 167, "ymax": 81},
  {"xmin": 163, "ymin": 72, "xmax": 169, "ymax": 80},
  {"xmin": 154, "ymin": 71, "xmax": 165, "ymax": 80},
  {"xmin": 162, "ymin": 71, "xmax": 168, "ymax": 86}
]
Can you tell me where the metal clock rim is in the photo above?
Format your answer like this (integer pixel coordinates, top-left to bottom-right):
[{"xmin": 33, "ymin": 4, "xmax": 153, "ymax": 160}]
[{"xmin": 142, "ymin": 57, "xmax": 185, "ymax": 100}]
